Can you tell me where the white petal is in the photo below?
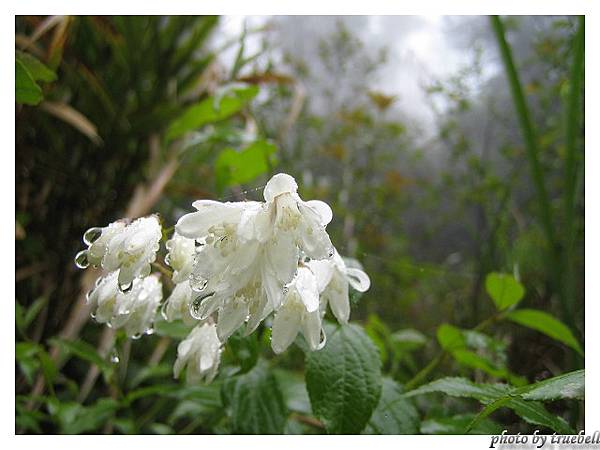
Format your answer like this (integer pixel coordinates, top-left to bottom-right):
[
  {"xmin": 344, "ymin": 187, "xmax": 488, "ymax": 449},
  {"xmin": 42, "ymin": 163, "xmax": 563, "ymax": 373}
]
[
  {"xmin": 307, "ymin": 259, "xmax": 335, "ymax": 293},
  {"xmin": 271, "ymin": 302, "xmax": 302, "ymax": 354},
  {"xmin": 216, "ymin": 299, "xmax": 249, "ymax": 341},
  {"xmin": 346, "ymin": 268, "xmax": 371, "ymax": 292},
  {"xmin": 262, "ymin": 265, "xmax": 284, "ymax": 309},
  {"xmin": 327, "ymin": 276, "xmax": 350, "ymax": 324},
  {"xmin": 175, "ymin": 202, "xmax": 244, "ymax": 239},
  {"xmin": 263, "ymin": 173, "xmax": 298, "ymax": 202},
  {"xmin": 304, "ymin": 200, "xmax": 333, "ymax": 226},
  {"xmin": 301, "ymin": 309, "xmax": 323, "ymax": 350},
  {"xmin": 295, "ymin": 267, "xmax": 320, "ymax": 313},
  {"xmin": 265, "ymin": 231, "xmax": 298, "ymax": 284}
]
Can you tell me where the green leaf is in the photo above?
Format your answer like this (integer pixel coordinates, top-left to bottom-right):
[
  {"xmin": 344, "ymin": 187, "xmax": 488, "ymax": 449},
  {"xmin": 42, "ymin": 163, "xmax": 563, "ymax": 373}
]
[
  {"xmin": 363, "ymin": 378, "xmax": 419, "ymax": 434},
  {"xmin": 485, "ymin": 272, "xmax": 525, "ymax": 310},
  {"xmin": 506, "ymin": 309, "xmax": 583, "ymax": 355},
  {"xmin": 23, "ymin": 297, "xmax": 48, "ymax": 329},
  {"xmin": 16, "ymin": 51, "xmax": 57, "ymax": 83},
  {"xmin": 16, "ymin": 59, "xmax": 42, "ymax": 105},
  {"xmin": 48, "ymin": 398, "xmax": 119, "ymax": 434},
  {"xmin": 222, "ymin": 360, "xmax": 287, "ymax": 434},
  {"xmin": 215, "ymin": 140, "xmax": 278, "ymax": 193},
  {"xmin": 437, "ymin": 324, "xmax": 466, "ymax": 351},
  {"xmin": 305, "ymin": 323, "xmax": 382, "ymax": 434},
  {"xmin": 518, "ymin": 369, "xmax": 584, "ymax": 401},
  {"xmin": 166, "ymin": 85, "xmax": 259, "ymax": 140},
  {"xmin": 389, "ymin": 328, "xmax": 427, "ymax": 353},
  {"xmin": 406, "ymin": 377, "xmax": 574, "ymax": 434},
  {"xmin": 421, "ymin": 413, "xmax": 504, "ymax": 435},
  {"xmin": 49, "ymin": 338, "xmax": 113, "ymax": 377},
  {"xmin": 226, "ymin": 328, "xmax": 260, "ymax": 373},
  {"xmin": 153, "ymin": 318, "xmax": 194, "ymax": 339},
  {"xmin": 405, "ymin": 377, "xmax": 507, "ymax": 402},
  {"xmin": 273, "ymin": 369, "xmax": 311, "ymax": 415}
]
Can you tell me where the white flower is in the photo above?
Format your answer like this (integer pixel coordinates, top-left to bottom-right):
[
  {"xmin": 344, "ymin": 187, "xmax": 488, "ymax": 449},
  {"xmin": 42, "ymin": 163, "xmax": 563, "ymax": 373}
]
[
  {"xmin": 75, "ymin": 221, "xmax": 127, "ymax": 269},
  {"xmin": 102, "ymin": 216, "xmax": 162, "ymax": 289},
  {"xmin": 165, "ymin": 233, "xmax": 195, "ymax": 284},
  {"xmin": 163, "ymin": 281, "xmax": 198, "ymax": 326},
  {"xmin": 271, "ymin": 266, "xmax": 325, "ymax": 354},
  {"xmin": 308, "ymin": 251, "xmax": 371, "ymax": 324},
  {"xmin": 174, "ymin": 322, "xmax": 222, "ymax": 383},
  {"xmin": 87, "ymin": 272, "xmax": 163, "ymax": 338}
]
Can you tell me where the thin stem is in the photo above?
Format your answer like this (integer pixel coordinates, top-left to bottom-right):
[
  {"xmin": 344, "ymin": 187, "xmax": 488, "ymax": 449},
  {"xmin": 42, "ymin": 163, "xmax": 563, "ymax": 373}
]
[{"xmin": 490, "ymin": 16, "xmax": 573, "ymax": 328}]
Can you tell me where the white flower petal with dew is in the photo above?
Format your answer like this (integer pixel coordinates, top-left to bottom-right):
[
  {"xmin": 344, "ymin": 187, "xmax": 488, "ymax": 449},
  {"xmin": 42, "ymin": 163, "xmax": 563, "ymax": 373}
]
[
  {"xmin": 271, "ymin": 266, "xmax": 325, "ymax": 354},
  {"xmin": 87, "ymin": 272, "xmax": 163, "ymax": 338},
  {"xmin": 165, "ymin": 233, "xmax": 195, "ymax": 284},
  {"xmin": 163, "ymin": 281, "xmax": 197, "ymax": 326},
  {"xmin": 307, "ymin": 251, "xmax": 370, "ymax": 325},
  {"xmin": 174, "ymin": 323, "xmax": 222, "ymax": 384},
  {"xmin": 102, "ymin": 216, "xmax": 162, "ymax": 288}
]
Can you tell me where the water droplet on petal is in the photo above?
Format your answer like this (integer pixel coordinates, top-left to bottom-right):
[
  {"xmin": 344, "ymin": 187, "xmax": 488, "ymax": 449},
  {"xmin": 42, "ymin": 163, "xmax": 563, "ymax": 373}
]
[
  {"xmin": 110, "ymin": 350, "xmax": 120, "ymax": 364},
  {"xmin": 90, "ymin": 311, "xmax": 97, "ymax": 321},
  {"xmin": 189, "ymin": 296, "xmax": 203, "ymax": 320},
  {"xmin": 83, "ymin": 227, "xmax": 103, "ymax": 245},
  {"xmin": 164, "ymin": 253, "xmax": 172, "ymax": 267},
  {"xmin": 131, "ymin": 333, "xmax": 142, "ymax": 340},
  {"xmin": 145, "ymin": 327, "xmax": 155, "ymax": 336},
  {"xmin": 74, "ymin": 250, "xmax": 90, "ymax": 269},
  {"xmin": 119, "ymin": 281, "xmax": 133, "ymax": 293},
  {"xmin": 327, "ymin": 247, "xmax": 335, "ymax": 258},
  {"xmin": 190, "ymin": 273, "xmax": 208, "ymax": 292},
  {"xmin": 316, "ymin": 327, "xmax": 327, "ymax": 350}
]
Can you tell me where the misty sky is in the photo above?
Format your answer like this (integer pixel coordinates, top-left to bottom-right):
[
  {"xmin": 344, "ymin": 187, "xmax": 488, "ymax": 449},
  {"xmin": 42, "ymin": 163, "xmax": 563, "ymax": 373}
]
[{"xmin": 217, "ymin": 15, "xmax": 501, "ymax": 129}]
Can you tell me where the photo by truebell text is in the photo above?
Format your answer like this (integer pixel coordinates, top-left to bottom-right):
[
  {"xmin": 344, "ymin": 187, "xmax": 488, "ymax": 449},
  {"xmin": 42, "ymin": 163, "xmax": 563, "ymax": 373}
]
[{"xmin": 490, "ymin": 431, "xmax": 600, "ymax": 449}]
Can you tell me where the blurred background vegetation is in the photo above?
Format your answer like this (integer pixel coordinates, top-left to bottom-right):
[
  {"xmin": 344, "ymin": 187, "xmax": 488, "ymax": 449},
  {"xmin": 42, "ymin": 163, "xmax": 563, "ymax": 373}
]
[{"xmin": 15, "ymin": 15, "xmax": 584, "ymax": 434}]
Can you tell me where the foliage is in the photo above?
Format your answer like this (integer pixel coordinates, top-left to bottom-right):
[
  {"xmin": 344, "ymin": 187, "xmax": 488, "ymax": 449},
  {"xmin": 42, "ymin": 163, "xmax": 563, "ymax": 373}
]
[{"xmin": 15, "ymin": 15, "xmax": 584, "ymax": 435}]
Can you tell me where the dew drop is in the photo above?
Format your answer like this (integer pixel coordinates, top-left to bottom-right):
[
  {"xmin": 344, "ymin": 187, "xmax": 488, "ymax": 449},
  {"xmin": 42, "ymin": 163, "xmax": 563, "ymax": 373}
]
[
  {"xmin": 282, "ymin": 285, "xmax": 289, "ymax": 295},
  {"xmin": 83, "ymin": 227, "xmax": 103, "ymax": 245},
  {"xmin": 131, "ymin": 333, "xmax": 142, "ymax": 340},
  {"xmin": 316, "ymin": 327, "xmax": 327, "ymax": 351},
  {"xmin": 190, "ymin": 273, "xmax": 208, "ymax": 292},
  {"xmin": 119, "ymin": 281, "xmax": 133, "ymax": 293},
  {"xmin": 327, "ymin": 247, "xmax": 335, "ymax": 258},
  {"xmin": 74, "ymin": 250, "xmax": 90, "ymax": 269},
  {"xmin": 90, "ymin": 311, "xmax": 97, "ymax": 321},
  {"xmin": 164, "ymin": 253, "xmax": 172, "ymax": 267},
  {"xmin": 189, "ymin": 292, "xmax": 214, "ymax": 320},
  {"xmin": 110, "ymin": 350, "xmax": 120, "ymax": 364},
  {"xmin": 145, "ymin": 327, "xmax": 155, "ymax": 336}
]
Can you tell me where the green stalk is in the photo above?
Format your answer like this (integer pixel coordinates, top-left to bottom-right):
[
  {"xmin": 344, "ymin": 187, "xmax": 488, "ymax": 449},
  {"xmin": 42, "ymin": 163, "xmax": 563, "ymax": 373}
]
[
  {"xmin": 562, "ymin": 17, "xmax": 585, "ymax": 335},
  {"xmin": 490, "ymin": 16, "xmax": 572, "ymax": 326}
]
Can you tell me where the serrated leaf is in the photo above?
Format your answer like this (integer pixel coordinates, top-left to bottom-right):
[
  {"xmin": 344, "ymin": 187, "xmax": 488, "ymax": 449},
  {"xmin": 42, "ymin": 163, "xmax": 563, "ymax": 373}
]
[
  {"xmin": 363, "ymin": 378, "xmax": 419, "ymax": 434},
  {"xmin": 485, "ymin": 272, "xmax": 525, "ymax": 310},
  {"xmin": 518, "ymin": 369, "xmax": 584, "ymax": 401},
  {"xmin": 16, "ymin": 59, "xmax": 42, "ymax": 105},
  {"xmin": 215, "ymin": 140, "xmax": 277, "ymax": 193},
  {"xmin": 222, "ymin": 360, "xmax": 287, "ymax": 434},
  {"xmin": 407, "ymin": 377, "xmax": 575, "ymax": 434},
  {"xmin": 166, "ymin": 85, "xmax": 258, "ymax": 141},
  {"xmin": 16, "ymin": 51, "xmax": 57, "ymax": 82},
  {"xmin": 506, "ymin": 309, "xmax": 583, "ymax": 355},
  {"xmin": 305, "ymin": 323, "xmax": 382, "ymax": 434}
]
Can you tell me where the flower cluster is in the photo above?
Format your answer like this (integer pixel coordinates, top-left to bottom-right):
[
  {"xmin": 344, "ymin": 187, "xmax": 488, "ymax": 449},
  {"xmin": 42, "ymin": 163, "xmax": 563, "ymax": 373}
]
[{"xmin": 75, "ymin": 173, "xmax": 370, "ymax": 384}]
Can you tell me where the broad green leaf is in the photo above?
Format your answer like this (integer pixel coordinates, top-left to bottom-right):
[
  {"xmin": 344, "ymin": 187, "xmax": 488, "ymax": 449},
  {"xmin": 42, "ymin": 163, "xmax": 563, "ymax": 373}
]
[
  {"xmin": 222, "ymin": 360, "xmax": 287, "ymax": 434},
  {"xmin": 437, "ymin": 324, "xmax": 466, "ymax": 351},
  {"xmin": 274, "ymin": 369, "xmax": 311, "ymax": 415},
  {"xmin": 421, "ymin": 413, "xmax": 504, "ymax": 435},
  {"xmin": 225, "ymin": 327, "xmax": 259, "ymax": 373},
  {"xmin": 16, "ymin": 51, "xmax": 57, "ymax": 83},
  {"xmin": 166, "ymin": 85, "xmax": 259, "ymax": 140},
  {"xmin": 485, "ymin": 272, "xmax": 525, "ymax": 310},
  {"xmin": 215, "ymin": 140, "xmax": 278, "ymax": 193},
  {"xmin": 16, "ymin": 342, "xmax": 42, "ymax": 384},
  {"xmin": 305, "ymin": 323, "xmax": 382, "ymax": 434},
  {"xmin": 365, "ymin": 314, "xmax": 391, "ymax": 364},
  {"xmin": 506, "ymin": 309, "xmax": 583, "ymax": 355},
  {"xmin": 518, "ymin": 369, "xmax": 584, "ymax": 401},
  {"xmin": 16, "ymin": 59, "xmax": 42, "ymax": 105},
  {"xmin": 363, "ymin": 378, "xmax": 419, "ymax": 434}
]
